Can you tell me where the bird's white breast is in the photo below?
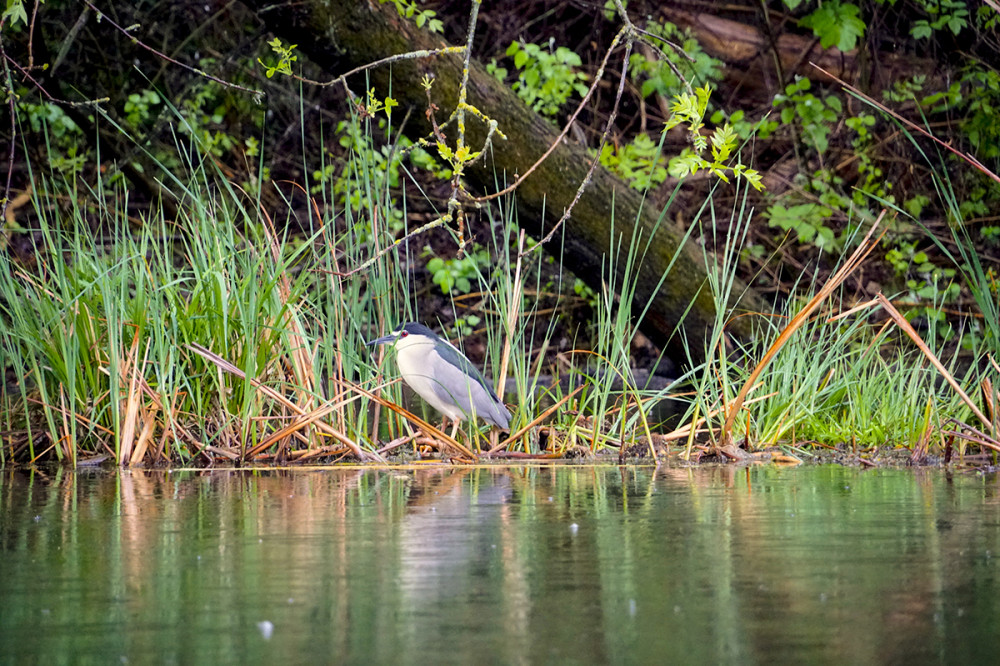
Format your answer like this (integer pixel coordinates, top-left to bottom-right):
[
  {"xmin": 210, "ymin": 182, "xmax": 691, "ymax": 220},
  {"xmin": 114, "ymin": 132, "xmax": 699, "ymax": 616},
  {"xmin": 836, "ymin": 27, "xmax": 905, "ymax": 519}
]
[{"xmin": 394, "ymin": 335, "xmax": 466, "ymax": 420}]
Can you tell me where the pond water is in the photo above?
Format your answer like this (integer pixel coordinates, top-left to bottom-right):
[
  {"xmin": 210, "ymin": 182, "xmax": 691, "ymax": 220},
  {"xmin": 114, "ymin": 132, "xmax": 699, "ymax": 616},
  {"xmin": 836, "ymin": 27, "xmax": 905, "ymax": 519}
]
[{"xmin": 2, "ymin": 464, "xmax": 1000, "ymax": 663}]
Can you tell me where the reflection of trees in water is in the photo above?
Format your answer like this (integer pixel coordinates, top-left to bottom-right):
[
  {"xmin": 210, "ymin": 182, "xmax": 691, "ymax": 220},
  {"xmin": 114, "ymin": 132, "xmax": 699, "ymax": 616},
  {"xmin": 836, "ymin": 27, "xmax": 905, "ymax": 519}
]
[
  {"xmin": 4, "ymin": 467, "xmax": 1000, "ymax": 662},
  {"xmin": 647, "ymin": 465, "xmax": 1000, "ymax": 663}
]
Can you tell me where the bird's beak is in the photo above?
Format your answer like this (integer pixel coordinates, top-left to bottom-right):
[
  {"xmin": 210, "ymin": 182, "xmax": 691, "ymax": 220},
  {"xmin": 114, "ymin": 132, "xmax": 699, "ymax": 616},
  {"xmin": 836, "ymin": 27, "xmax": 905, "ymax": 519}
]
[{"xmin": 365, "ymin": 333, "xmax": 398, "ymax": 347}]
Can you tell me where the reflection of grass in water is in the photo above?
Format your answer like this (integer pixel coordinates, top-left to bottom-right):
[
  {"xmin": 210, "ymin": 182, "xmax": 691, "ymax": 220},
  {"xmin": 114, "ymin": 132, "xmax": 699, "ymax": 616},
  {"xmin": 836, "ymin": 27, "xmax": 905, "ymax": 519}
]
[{"xmin": 5, "ymin": 465, "xmax": 996, "ymax": 663}]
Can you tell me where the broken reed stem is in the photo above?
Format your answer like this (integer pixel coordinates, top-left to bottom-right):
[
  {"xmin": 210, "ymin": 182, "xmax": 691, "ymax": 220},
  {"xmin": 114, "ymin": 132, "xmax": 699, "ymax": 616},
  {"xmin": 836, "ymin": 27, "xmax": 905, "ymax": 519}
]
[
  {"xmin": 720, "ymin": 211, "xmax": 887, "ymax": 442},
  {"xmin": 496, "ymin": 232, "xmax": 525, "ymax": 394},
  {"xmin": 187, "ymin": 343, "xmax": 379, "ymax": 461},
  {"xmin": 876, "ymin": 293, "xmax": 992, "ymax": 428}
]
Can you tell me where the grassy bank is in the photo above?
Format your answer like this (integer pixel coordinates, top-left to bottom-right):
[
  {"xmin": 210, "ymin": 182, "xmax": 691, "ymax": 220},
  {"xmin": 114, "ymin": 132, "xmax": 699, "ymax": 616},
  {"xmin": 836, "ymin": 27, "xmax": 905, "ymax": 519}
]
[{"xmin": 1, "ymin": 107, "xmax": 998, "ymax": 468}]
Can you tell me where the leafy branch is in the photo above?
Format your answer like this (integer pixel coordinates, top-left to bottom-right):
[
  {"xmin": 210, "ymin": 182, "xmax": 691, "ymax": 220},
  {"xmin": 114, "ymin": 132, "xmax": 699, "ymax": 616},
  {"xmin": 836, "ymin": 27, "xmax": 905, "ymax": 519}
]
[{"xmin": 664, "ymin": 86, "xmax": 764, "ymax": 191}]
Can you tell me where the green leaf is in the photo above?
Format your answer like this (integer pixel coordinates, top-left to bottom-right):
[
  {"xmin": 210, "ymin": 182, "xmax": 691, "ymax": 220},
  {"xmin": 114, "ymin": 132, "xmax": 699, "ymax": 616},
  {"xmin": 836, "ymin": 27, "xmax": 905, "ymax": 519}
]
[
  {"xmin": 742, "ymin": 169, "xmax": 765, "ymax": 191},
  {"xmin": 435, "ymin": 141, "xmax": 454, "ymax": 162},
  {"xmin": 800, "ymin": 1, "xmax": 866, "ymax": 51},
  {"xmin": 2, "ymin": 0, "xmax": 28, "ymax": 26},
  {"xmin": 910, "ymin": 21, "xmax": 933, "ymax": 39}
]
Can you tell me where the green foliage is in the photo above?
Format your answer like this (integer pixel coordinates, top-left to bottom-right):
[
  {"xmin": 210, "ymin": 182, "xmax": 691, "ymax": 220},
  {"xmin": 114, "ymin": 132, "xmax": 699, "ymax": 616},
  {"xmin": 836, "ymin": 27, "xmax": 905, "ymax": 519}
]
[
  {"xmin": 904, "ymin": 194, "xmax": 931, "ymax": 218},
  {"xmin": 886, "ymin": 241, "xmax": 938, "ymax": 276},
  {"xmin": 123, "ymin": 89, "xmax": 161, "ymax": 126},
  {"xmin": 920, "ymin": 81, "xmax": 962, "ymax": 113},
  {"xmin": 954, "ymin": 67, "xmax": 1000, "ymax": 160},
  {"xmin": 20, "ymin": 100, "xmax": 87, "ymax": 175},
  {"xmin": 846, "ymin": 113, "xmax": 894, "ymax": 207},
  {"xmin": 709, "ymin": 108, "xmax": 779, "ymax": 141},
  {"xmin": 883, "ymin": 75, "xmax": 927, "ymax": 103},
  {"xmin": 315, "ymin": 118, "xmax": 404, "ymax": 229},
  {"xmin": 2, "ymin": 0, "xmax": 28, "ymax": 27},
  {"xmin": 425, "ymin": 249, "xmax": 491, "ymax": 295},
  {"xmin": 408, "ymin": 142, "xmax": 452, "ymax": 180},
  {"xmin": 434, "ymin": 141, "xmax": 479, "ymax": 172},
  {"xmin": 664, "ymin": 86, "xmax": 765, "ymax": 191},
  {"xmin": 311, "ymin": 112, "xmax": 450, "ymax": 236},
  {"xmin": 910, "ymin": 0, "xmax": 969, "ymax": 39},
  {"xmin": 598, "ymin": 133, "xmax": 668, "ymax": 191},
  {"xmin": 501, "ymin": 41, "xmax": 589, "ymax": 117},
  {"xmin": 449, "ymin": 315, "xmax": 482, "ymax": 337},
  {"xmin": 22, "ymin": 100, "xmax": 81, "ymax": 140},
  {"xmin": 573, "ymin": 278, "xmax": 599, "ymax": 309},
  {"xmin": 176, "ymin": 79, "xmax": 237, "ymax": 158},
  {"xmin": 485, "ymin": 59, "xmax": 508, "ymax": 83},
  {"xmin": 258, "ymin": 38, "xmax": 297, "ymax": 78},
  {"xmin": 380, "ymin": 0, "xmax": 443, "ymax": 33},
  {"xmin": 799, "ymin": 0, "xmax": 866, "ymax": 51},
  {"xmin": 763, "ymin": 162, "xmax": 885, "ymax": 253},
  {"xmin": 980, "ymin": 4, "xmax": 1000, "ymax": 30},
  {"xmin": 773, "ymin": 77, "xmax": 842, "ymax": 154},
  {"xmin": 628, "ymin": 20, "xmax": 723, "ymax": 99},
  {"xmin": 767, "ymin": 203, "xmax": 837, "ymax": 250},
  {"xmin": 361, "ymin": 88, "xmax": 399, "ymax": 121},
  {"xmin": 602, "ymin": 0, "xmax": 623, "ymax": 21},
  {"xmin": 884, "ymin": 240, "xmax": 960, "ymax": 342}
]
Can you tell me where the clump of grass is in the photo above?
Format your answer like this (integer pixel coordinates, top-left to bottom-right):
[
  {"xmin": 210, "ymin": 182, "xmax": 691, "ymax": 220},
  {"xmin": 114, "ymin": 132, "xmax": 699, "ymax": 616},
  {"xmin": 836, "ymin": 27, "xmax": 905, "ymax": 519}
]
[
  {"xmin": 670, "ymin": 150, "xmax": 999, "ymax": 460},
  {"xmin": 0, "ymin": 128, "xmax": 409, "ymax": 464}
]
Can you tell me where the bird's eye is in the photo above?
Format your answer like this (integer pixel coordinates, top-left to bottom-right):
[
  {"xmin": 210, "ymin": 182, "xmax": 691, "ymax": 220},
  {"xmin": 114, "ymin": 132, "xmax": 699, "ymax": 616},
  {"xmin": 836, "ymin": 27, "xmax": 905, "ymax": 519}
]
[{"xmin": 400, "ymin": 331, "xmax": 408, "ymax": 338}]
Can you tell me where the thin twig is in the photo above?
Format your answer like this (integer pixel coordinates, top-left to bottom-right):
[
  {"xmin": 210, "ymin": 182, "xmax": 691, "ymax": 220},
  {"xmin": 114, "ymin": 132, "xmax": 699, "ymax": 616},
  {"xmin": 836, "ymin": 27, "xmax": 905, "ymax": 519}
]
[
  {"xmin": 0, "ymin": 29, "xmax": 16, "ymax": 223},
  {"xmin": 812, "ymin": 63, "xmax": 1000, "ymax": 187},
  {"xmin": 538, "ymin": 37, "xmax": 633, "ymax": 247},
  {"xmin": 296, "ymin": 46, "xmax": 464, "ymax": 94},
  {"xmin": 473, "ymin": 24, "xmax": 630, "ymax": 205},
  {"xmin": 82, "ymin": 1, "xmax": 263, "ymax": 99}
]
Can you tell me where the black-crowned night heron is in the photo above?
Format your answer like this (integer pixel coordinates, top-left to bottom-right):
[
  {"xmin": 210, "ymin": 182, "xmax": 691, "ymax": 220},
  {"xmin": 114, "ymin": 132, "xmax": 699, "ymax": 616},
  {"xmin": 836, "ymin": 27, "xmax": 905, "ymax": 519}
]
[{"xmin": 366, "ymin": 322, "xmax": 511, "ymax": 435}]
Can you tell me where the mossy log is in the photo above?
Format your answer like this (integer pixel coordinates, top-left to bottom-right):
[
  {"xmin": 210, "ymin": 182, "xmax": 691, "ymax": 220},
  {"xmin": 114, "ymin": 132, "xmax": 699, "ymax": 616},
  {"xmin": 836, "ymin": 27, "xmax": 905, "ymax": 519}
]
[{"xmin": 246, "ymin": 0, "xmax": 764, "ymax": 364}]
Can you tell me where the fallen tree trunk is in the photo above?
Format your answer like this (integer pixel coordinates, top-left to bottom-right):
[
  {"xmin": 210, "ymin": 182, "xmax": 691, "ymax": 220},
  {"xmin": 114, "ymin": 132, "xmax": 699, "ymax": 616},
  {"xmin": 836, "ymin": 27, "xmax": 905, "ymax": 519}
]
[
  {"xmin": 245, "ymin": 0, "xmax": 764, "ymax": 364},
  {"xmin": 667, "ymin": 9, "xmax": 940, "ymax": 97}
]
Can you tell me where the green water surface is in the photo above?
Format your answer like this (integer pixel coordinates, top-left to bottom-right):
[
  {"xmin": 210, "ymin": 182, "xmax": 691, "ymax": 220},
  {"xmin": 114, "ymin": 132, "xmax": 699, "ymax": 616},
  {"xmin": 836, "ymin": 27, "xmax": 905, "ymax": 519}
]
[{"xmin": 2, "ymin": 465, "xmax": 1000, "ymax": 664}]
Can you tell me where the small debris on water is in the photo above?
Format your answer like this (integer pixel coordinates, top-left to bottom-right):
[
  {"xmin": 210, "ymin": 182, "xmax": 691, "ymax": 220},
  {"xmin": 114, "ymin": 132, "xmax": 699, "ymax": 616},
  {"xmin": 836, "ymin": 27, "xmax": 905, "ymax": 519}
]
[
  {"xmin": 569, "ymin": 523, "xmax": 579, "ymax": 535},
  {"xmin": 257, "ymin": 621, "xmax": 274, "ymax": 640}
]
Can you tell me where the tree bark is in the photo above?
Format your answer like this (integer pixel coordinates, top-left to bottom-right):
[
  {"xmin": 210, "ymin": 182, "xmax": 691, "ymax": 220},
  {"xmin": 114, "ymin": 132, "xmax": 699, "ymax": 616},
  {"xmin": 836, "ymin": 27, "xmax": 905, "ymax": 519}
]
[
  {"xmin": 245, "ymin": 0, "xmax": 763, "ymax": 364},
  {"xmin": 667, "ymin": 9, "xmax": 940, "ymax": 97}
]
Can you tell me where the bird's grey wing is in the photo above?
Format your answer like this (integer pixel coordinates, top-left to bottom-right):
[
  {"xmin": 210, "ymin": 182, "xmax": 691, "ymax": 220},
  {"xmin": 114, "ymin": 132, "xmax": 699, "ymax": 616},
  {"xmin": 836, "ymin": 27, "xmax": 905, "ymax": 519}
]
[
  {"xmin": 426, "ymin": 348, "xmax": 509, "ymax": 427},
  {"xmin": 433, "ymin": 340, "xmax": 504, "ymax": 401}
]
